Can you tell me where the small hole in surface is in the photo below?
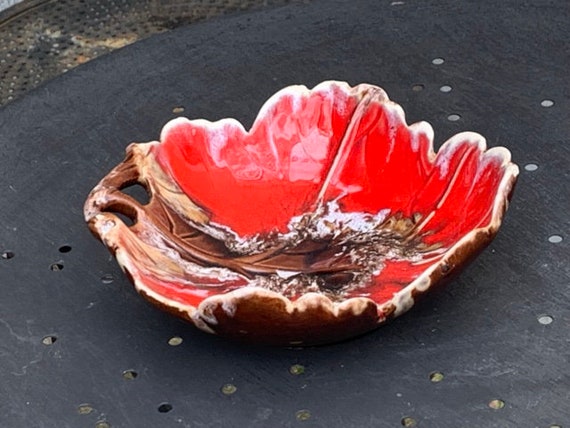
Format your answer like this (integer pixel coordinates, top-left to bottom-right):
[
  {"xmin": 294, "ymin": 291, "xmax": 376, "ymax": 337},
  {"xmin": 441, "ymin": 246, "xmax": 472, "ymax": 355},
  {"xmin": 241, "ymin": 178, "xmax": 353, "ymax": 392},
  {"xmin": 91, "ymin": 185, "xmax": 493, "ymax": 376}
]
[
  {"xmin": 440, "ymin": 85, "xmax": 452, "ymax": 93},
  {"xmin": 524, "ymin": 163, "xmax": 538, "ymax": 171},
  {"xmin": 538, "ymin": 314, "xmax": 554, "ymax": 325},
  {"xmin": 42, "ymin": 335, "xmax": 57, "ymax": 345},
  {"xmin": 412, "ymin": 84, "xmax": 424, "ymax": 92},
  {"xmin": 447, "ymin": 114, "xmax": 461, "ymax": 122},
  {"xmin": 295, "ymin": 409, "xmax": 311, "ymax": 421},
  {"xmin": 122, "ymin": 369, "xmax": 138, "ymax": 380},
  {"xmin": 113, "ymin": 212, "xmax": 135, "ymax": 227},
  {"xmin": 401, "ymin": 416, "xmax": 417, "ymax": 427},
  {"xmin": 488, "ymin": 399, "xmax": 505, "ymax": 410},
  {"xmin": 548, "ymin": 235, "xmax": 563, "ymax": 243},
  {"xmin": 158, "ymin": 403, "xmax": 173, "ymax": 413},
  {"xmin": 221, "ymin": 383, "xmax": 237, "ymax": 395},
  {"xmin": 121, "ymin": 183, "xmax": 150, "ymax": 205},
  {"xmin": 58, "ymin": 245, "xmax": 72, "ymax": 253},
  {"xmin": 50, "ymin": 262, "xmax": 64, "ymax": 271},
  {"xmin": 78, "ymin": 404, "xmax": 94, "ymax": 415},
  {"xmin": 432, "ymin": 57, "xmax": 445, "ymax": 65},
  {"xmin": 429, "ymin": 371, "xmax": 444, "ymax": 382},
  {"xmin": 95, "ymin": 421, "xmax": 110, "ymax": 428},
  {"xmin": 101, "ymin": 273, "xmax": 114, "ymax": 284},
  {"xmin": 289, "ymin": 364, "xmax": 305, "ymax": 375},
  {"xmin": 168, "ymin": 336, "xmax": 183, "ymax": 346},
  {"xmin": 2, "ymin": 251, "xmax": 14, "ymax": 259},
  {"xmin": 541, "ymin": 99, "xmax": 554, "ymax": 107}
]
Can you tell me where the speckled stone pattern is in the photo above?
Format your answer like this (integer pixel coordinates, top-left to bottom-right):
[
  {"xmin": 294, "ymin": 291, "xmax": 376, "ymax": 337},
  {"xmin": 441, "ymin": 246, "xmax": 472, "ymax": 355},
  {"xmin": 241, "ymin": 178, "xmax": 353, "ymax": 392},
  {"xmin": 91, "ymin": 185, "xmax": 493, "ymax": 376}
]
[
  {"xmin": 0, "ymin": 0, "xmax": 568, "ymax": 427},
  {"xmin": 0, "ymin": 0, "xmax": 302, "ymax": 105}
]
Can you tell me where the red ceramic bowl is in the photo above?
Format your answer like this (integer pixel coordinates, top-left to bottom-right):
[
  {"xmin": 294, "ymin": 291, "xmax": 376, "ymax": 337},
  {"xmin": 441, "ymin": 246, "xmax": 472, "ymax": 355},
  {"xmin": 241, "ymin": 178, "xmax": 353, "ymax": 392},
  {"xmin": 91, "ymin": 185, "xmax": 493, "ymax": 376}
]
[{"xmin": 84, "ymin": 81, "xmax": 519, "ymax": 346}]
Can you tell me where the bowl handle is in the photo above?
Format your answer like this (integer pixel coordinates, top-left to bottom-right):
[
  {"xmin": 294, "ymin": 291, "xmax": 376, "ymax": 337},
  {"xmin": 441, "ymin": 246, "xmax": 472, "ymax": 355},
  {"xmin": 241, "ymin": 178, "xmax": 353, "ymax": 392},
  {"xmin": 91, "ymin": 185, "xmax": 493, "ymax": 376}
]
[{"xmin": 84, "ymin": 144, "xmax": 148, "ymax": 227}]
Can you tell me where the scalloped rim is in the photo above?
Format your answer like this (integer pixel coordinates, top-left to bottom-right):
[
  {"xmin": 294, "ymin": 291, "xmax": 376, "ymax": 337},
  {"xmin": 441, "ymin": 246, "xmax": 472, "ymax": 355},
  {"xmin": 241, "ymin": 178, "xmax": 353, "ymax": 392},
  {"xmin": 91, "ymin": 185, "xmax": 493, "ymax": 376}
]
[{"xmin": 87, "ymin": 80, "xmax": 519, "ymax": 343}]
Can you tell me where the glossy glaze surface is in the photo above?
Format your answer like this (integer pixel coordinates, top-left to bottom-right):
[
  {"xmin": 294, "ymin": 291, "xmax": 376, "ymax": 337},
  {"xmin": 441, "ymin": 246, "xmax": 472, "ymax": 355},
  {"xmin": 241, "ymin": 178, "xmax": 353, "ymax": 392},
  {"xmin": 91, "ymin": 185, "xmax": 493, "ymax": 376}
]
[
  {"xmin": 151, "ymin": 82, "xmax": 513, "ymax": 303},
  {"xmin": 85, "ymin": 81, "xmax": 518, "ymax": 344}
]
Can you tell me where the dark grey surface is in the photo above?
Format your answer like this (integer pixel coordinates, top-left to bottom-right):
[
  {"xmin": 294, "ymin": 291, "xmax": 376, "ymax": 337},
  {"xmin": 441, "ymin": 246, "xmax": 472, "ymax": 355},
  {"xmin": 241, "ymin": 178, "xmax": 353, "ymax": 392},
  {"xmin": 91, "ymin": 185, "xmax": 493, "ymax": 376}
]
[{"xmin": 0, "ymin": 1, "xmax": 568, "ymax": 427}]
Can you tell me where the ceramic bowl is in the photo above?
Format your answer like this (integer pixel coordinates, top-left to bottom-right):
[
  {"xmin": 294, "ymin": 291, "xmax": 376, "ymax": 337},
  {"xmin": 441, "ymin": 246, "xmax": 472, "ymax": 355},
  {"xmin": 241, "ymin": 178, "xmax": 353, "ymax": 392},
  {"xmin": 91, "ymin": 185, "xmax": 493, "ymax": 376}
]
[{"xmin": 84, "ymin": 81, "xmax": 519, "ymax": 346}]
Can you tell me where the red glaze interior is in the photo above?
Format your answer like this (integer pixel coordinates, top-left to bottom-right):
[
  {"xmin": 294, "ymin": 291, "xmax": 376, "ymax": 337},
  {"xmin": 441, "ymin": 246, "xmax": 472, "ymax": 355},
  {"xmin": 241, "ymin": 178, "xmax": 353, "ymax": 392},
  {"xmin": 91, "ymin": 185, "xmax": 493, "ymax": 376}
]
[
  {"xmin": 147, "ymin": 82, "xmax": 510, "ymax": 305},
  {"xmin": 131, "ymin": 256, "xmax": 435, "ymax": 306},
  {"xmin": 155, "ymin": 84, "xmax": 359, "ymax": 236}
]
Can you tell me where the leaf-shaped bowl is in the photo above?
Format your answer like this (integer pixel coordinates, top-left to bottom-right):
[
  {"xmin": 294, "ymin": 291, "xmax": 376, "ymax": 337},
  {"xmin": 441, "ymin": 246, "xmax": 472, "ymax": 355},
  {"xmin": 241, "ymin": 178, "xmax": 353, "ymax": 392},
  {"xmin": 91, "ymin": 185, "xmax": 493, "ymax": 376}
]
[{"xmin": 84, "ymin": 81, "xmax": 519, "ymax": 346}]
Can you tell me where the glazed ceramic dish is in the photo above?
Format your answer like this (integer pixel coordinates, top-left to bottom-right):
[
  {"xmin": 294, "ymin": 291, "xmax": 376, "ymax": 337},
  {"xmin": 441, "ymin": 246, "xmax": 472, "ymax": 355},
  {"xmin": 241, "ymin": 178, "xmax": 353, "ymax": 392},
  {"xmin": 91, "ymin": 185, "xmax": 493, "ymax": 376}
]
[{"xmin": 84, "ymin": 81, "xmax": 519, "ymax": 346}]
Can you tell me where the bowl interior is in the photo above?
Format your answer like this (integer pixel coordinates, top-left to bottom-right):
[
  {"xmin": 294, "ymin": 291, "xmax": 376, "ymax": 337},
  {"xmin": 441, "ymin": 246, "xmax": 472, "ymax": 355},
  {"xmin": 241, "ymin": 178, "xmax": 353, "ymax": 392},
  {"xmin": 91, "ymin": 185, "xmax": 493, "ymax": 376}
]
[{"xmin": 86, "ymin": 82, "xmax": 517, "ymax": 311}]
